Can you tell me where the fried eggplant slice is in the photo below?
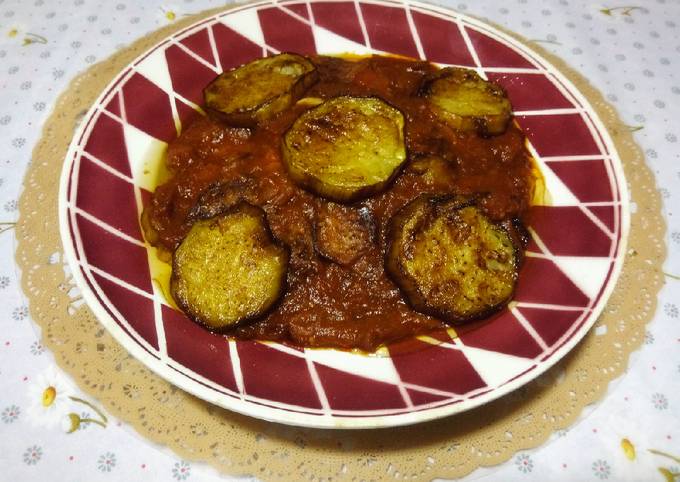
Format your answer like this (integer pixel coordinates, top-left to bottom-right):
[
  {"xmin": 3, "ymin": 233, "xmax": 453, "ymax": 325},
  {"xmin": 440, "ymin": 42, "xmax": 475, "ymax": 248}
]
[
  {"xmin": 386, "ymin": 195, "xmax": 518, "ymax": 323},
  {"xmin": 314, "ymin": 202, "xmax": 374, "ymax": 265},
  {"xmin": 187, "ymin": 179, "xmax": 255, "ymax": 222},
  {"xmin": 422, "ymin": 68, "xmax": 511, "ymax": 136},
  {"xmin": 282, "ymin": 96, "xmax": 407, "ymax": 202},
  {"xmin": 171, "ymin": 202, "xmax": 289, "ymax": 330},
  {"xmin": 204, "ymin": 53, "xmax": 318, "ymax": 127},
  {"xmin": 408, "ymin": 155, "xmax": 457, "ymax": 189}
]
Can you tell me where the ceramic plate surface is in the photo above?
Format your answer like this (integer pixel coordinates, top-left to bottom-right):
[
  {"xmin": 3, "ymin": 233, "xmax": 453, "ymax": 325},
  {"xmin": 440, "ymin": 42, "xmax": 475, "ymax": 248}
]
[{"xmin": 59, "ymin": 0, "xmax": 629, "ymax": 428}]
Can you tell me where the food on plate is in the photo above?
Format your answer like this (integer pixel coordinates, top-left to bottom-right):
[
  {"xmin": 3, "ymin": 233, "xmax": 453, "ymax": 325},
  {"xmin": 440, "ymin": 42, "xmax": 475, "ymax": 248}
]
[
  {"xmin": 282, "ymin": 95, "xmax": 406, "ymax": 202},
  {"xmin": 143, "ymin": 53, "xmax": 536, "ymax": 351},
  {"xmin": 386, "ymin": 195, "xmax": 518, "ymax": 323},
  {"xmin": 314, "ymin": 202, "xmax": 374, "ymax": 265},
  {"xmin": 204, "ymin": 53, "xmax": 318, "ymax": 127},
  {"xmin": 171, "ymin": 202, "xmax": 289, "ymax": 330},
  {"xmin": 421, "ymin": 67, "xmax": 512, "ymax": 136}
]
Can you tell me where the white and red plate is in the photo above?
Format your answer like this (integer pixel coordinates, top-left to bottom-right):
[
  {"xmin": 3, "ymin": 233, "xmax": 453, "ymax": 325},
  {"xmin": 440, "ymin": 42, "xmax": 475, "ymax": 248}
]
[{"xmin": 59, "ymin": 0, "xmax": 629, "ymax": 428}]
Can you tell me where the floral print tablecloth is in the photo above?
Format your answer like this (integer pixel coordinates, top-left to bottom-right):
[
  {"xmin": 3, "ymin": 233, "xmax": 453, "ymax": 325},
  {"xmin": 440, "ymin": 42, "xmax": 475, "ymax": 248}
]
[{"xmin": 0, "ymin": 0, "xmax": 679, "ymax": 481}]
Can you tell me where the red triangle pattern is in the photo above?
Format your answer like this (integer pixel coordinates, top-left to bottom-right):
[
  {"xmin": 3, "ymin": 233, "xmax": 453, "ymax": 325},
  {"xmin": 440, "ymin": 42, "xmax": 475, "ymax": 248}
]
[
  {"xmin": 516, "ymin": 307, "xmax": 585, "ymax": 348},
  {"xmin": 406, "ymin": 388, "xmax": 453, "ymax": 406},
  {"xmin": 83, "ymin": 113, "xmax": 131, "ymax": 177},
  {"xmin": 457, "ymin": 310, "xmax": 544, "ymax": 359},
  {"xmin": 314, "ymin": 363, "xmax": 407, "ymax": 410},
  {"xmin": 258, "ymin": 7, "xmax": 317, "ymax": 55},
  {"xmin": 284, "ymin": 2, "xmax": 309, "ymax": 19},
  {"xmin": 75, "ymin": 213, "xmax": 153, "ymax": 294},
  {"xmin": 589, "ymin": 205, "xmax": 617, "ymax": 232},
  {"xmin": 165, "ymin": 44, "xmax": 217, "ymax": 107},
  {"xmin": 528, "ymin": 206, "xmax": 612, "ymax": 257},
  {"xmin": 212, "ymin": 23, "xmax": 264, "ymax": 72},
  {"xmin": 104, "ymin": 92, "xmax": 122, "ymax": 117},
  {"xmin": 76, "ymin": 156, "xmax": 142, "ymax": 241},
  {"xmin": 515, "ymin": 113, "xmax": 601, "ymax": 157},
  {"xmin": 391, "ymin": 340, "xmax": 486, "ymax": 395},
  {"xmin": 237, "ymin": 342, "xmax": 322, "ymax": 409},
  {"xmin": 174, "ymin": 99, "xmax": 202, "ymax": 133},
  {"xmin": 122, "ymin": 73, "xmax": 176, "ymax": 143},
  {"xmin": 411, "ymin": 10, "xmax": 475, "ymax": 66},
  {"xmin": 162, "ymin": 305, "xmax": 238, "ymax": 392},
  {"xmin": 465, "ymin": 27, "xmax": 534, "ymax": 68},
  {"xmin": 179, "ymin": 28, "xmax": 217, "ymax": 68},
  {"xmin": 360, "ymin": 3, "xmax": 419, "ymax": 59},
  {"xmin": 545, "ymin": 160, "xmax": 615, "ymax": 203},
  {"xmin": 513, "ymin": 257, "xmax": 590, "ymax": 307},
  {"xmin": 92, "ymin": 272, "xmax": 158, "ymax": 350},
  {"xmin": 311, "ymin": 1, "xmax": 365, "ymax": 45},
  {"xmin": 486, "ymin": 72, "xmax": 574, "ymax": 111}
]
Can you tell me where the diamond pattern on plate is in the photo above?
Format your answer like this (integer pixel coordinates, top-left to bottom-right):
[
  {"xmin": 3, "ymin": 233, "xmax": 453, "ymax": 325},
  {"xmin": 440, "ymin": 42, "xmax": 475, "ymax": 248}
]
[
  {"xmin": 545, "ymin": 159, "xmax": 615, "ymax": 203},
  {"xmin": 284, "ymin": 2, "xmax": 309, "ymax": 19},
  {"xmin": 454, "ymin": 343, "xmax": 535, "ymax": 387},
  {"xmin": 258, "ymin": 6, "xmax": 317, "ymax": 54},
  {"xmin": 486, "ymin": 72, "xmax": 575, "ymax": 111},
  {"xmin": 406, "ymin": 388, "xmax": 452, "ymax": 406},
  {"xmin": 83, "ymin": 112, "xmax": 131, "ymax": 177},
  {"xmin": 311, "ymin": 1, "xmax": 365, "ymax": 45},
  {"xmin": 529, "ymin": 206, "xmax": 612, "ymax": 257},
  {"xmin": 75, "ymin": 212, "xmax": 152, "ymax": 293},
  {"xmin": 212, "ymin": 23, "xmax": 265, "ymax": 71},
  {"xmin": 311, "ymin": 21, "xmax": 375, "ymax": 55},
  {"xmin": 175, "ymin": 99, "xmax": 202, "ymax": 133},
  {"xmin": 92, "ymin": 272, "xmax": 158, "ymax": 350},
  {"xmin": 359, "ymin": 3, "xmax": 420, "ymax": 58},
  {"xmin": 122, "ymin": 73, "xmax": 177, "ymax": 143},
  {"xmin": 516, "ymin": 113, "xmax": 601, "ymax": 157},
  {"xmin": 391, "ymin": 341, "xmax": 486, "ymax": 395},
  {"xmin": 162, "ymin": 305, "xmax": 238, "ymax": 392},
  {"xmin": 551, "ymin": 256, "xmax": 612, "ymax": 300},
  {"xmin": 515, "ymin": 306, "xmax": 586, "ymax": 348},
  {"xmin": 179, "ymin": 28, "xmax": 218, "ymax": 68},
  {"xmin": 465, "ymin": 26, "xmax": 535, "ymax": 68},
  {"xmin": 589, "ymin": 205, "xmax": 617, "ymax": 232},
  {"xmin": 165, "ymin": 44, "xmax": 218, "ymax": 106},
  {"xmin": 76, "ymin": 156, "xmax": 142, "ymax": 241},
  {"xmin": 513, "ymin": 257, "xmax": 590, "ymax": 307},
  {"xmin": 457, "ymin": 310, "xmax": 544, "ymax": 359},
  {"xmin": 237, "ymin": 342, "xmax": 322, "ymax": 409},
  {"xmin": 314, "ymin": 363, "xmax": 407, "ymax": 410},
  {"xmin": 411, "ymin": 10, "xmax": 475, "ymax": 66},
  {"xmin": 104, "ymin": 92, "xmax": 122, "ymax": 117}
]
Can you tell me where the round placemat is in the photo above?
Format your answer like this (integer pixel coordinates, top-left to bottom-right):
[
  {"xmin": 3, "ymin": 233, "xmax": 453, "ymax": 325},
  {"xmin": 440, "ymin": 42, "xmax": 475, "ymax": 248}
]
[{"xmin": 17, "ymin": 2, "xmax": 665, "ymax": 480}]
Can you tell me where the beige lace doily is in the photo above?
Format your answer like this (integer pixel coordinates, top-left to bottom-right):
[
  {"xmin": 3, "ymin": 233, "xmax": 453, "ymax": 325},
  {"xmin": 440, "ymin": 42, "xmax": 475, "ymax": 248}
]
[{"xmin": 16, "ymin": 4, "xmax": 666, "ymax": 480}]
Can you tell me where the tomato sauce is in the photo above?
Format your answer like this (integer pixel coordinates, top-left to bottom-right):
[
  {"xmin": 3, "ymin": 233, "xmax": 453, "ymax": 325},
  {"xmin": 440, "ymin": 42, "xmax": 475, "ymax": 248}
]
[{"xmin": 144, "ymin": 55, "xmax": 534, "ymax": 351}]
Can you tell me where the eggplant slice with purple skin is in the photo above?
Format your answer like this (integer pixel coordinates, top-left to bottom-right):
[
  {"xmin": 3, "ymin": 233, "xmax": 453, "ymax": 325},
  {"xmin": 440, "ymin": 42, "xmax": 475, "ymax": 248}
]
[
  {"xmin": 421, "ymin": 67, "xmax": 512, "ymax": 136},
  {"xmin": 385, "ymin": 194, "xmax": 519, "ymax": 324},
  {"xmin": 282, "ymin": 95, "xmax": 407, "ymax": 203},
  {"xmin": 171, "ymin": 202, "xmax": 289, "ymax": 331},
  {"xmin": 204, "ymin": 53, "xmax": 318, "ymax": 127}
]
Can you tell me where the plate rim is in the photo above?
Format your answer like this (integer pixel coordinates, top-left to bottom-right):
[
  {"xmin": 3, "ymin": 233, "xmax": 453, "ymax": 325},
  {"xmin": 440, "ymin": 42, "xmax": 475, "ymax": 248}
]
[{"xmin": 58, "ymin": 0, "xmax": 630, "ymax": 429}]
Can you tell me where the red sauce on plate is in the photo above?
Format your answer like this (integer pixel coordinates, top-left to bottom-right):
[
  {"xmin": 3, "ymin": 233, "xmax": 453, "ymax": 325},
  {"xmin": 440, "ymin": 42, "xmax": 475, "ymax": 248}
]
[{"xmin": 144, "ymin": 55, "xmax": 535, "ymax": 351}]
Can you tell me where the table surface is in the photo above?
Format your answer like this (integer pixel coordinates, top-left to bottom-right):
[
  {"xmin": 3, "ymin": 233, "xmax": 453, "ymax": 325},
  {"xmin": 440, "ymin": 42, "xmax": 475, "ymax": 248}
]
[{"xmin": 0, "ymin": 0, "xmax": 678, "ymax": 480}]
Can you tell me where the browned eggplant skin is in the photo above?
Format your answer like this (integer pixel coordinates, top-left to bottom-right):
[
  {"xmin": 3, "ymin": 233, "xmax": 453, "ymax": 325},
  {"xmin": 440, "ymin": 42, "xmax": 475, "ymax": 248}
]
[
  {"xmin": 385, "ymin": 194, "xmax": 521, "ymax": 325},
  {"xmin": 204, "ymin": 53, "xmax": 319, "ymax": 128},
  {"xmin": 170, "ymin": 201, "xmax": 290, "ymax": 333}
]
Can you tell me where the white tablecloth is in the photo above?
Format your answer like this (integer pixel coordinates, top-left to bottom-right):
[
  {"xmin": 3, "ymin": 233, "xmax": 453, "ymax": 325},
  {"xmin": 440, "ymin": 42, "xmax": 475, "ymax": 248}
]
[{"xmin": 0, "ymin": 0, "xmax": 678, "ymax": 480}]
